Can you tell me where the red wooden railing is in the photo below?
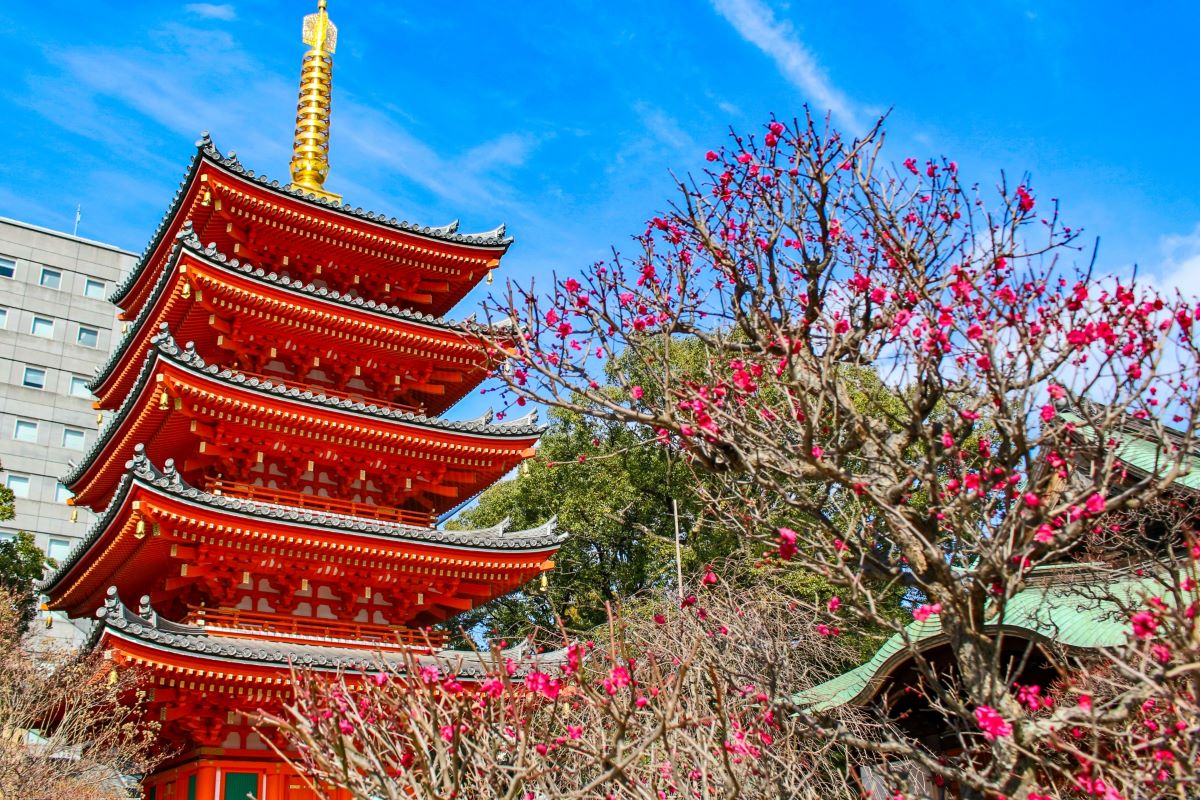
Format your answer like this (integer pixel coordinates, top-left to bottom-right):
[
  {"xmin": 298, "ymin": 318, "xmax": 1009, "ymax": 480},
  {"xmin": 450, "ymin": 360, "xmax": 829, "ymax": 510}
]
[
  {"xmin": 184, "ymin": 607, "xmax": 447, "ymax": 652},
  {"xmin": 204, "ymin": 478, "xmax": 433, "ymax": 528}
]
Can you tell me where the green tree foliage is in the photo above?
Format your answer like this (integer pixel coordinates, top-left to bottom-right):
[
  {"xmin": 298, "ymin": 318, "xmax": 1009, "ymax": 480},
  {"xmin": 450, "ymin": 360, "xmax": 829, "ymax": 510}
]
[
  {"xmin": 450, "ymin": 404, "xmax": 735, "ymax": 638},
  {"xmin": 0, "ymin": 477, "xmax": 47, "ymax": 636},
  {"xmin": 452, "ymin": 337, "xmax": 916, "ymax": 648}
]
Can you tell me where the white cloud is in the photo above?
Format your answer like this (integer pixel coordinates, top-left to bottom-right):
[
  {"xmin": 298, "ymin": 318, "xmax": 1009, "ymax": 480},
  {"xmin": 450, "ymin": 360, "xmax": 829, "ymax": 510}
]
[
  {"xmin": 709, "ymin": 0, "xmax": 866, "ymax": 132},
  {"xmin": 19, "ymin": 19, "xmax": 549, "ymax": 234},
  {"xmin": 462, "ymin": 132, "xmax": 545, "ymax": 172},
  {"xmin": 184, "ymin": 3, "xmax": 237, "ymax": 21},
  {"xmin": 633, "ymin": 103, "xmax": 696, "ymax": 153},
  {"xmin": 1153, "ymin": 224, "xmax": 1200, "ymax": 303}
]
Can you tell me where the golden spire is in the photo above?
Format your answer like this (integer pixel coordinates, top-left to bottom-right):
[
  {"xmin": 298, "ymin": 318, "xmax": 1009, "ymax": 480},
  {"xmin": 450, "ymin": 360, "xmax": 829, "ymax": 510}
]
[{"xmin": 288, "ymin": 0, "xmax": 341, "ymax": 201}]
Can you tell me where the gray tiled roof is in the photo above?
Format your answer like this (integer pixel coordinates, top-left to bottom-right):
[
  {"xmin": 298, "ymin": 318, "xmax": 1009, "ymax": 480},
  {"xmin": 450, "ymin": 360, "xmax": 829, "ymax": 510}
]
[
  {"xmin": 44, "ymin": 448, "xmax": 564, "ymax": 595},
  {"xmin": 63, "ymin": 326, "xmax": 542, "ymax": 488},
  {"xmin": 93, "ymin": 587, "xmax": 567, "ymax": 677},
  {"xmin": 91, "ymin": 230, "xmax": 509, "ymax": 394},
  {"xmin": 111, "ymin": 132, "xmax": 512, "ymax": 307}
]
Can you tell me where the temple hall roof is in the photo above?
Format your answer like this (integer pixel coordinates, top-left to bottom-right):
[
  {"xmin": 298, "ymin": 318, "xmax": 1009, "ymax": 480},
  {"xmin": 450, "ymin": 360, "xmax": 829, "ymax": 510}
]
[{"xmin": 794, "ymin": 563, "xmax": 1177, "ymax": 712}]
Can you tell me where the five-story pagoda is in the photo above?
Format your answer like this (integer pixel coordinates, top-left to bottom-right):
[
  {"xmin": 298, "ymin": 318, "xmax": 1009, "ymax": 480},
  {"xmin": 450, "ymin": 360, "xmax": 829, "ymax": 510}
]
[{"xmin": 42, "ymin": 3, "xmax": 565, "ymax": 798}]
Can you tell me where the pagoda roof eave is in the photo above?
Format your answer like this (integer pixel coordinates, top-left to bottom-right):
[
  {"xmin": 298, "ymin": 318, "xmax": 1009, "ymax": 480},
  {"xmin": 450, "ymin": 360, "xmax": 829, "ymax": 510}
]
[
  {"xmin": 43, "ymin": 451, "xmax": 566, "ymax": 603},
  {"xmin": 95, "ymin": 588, "xmax": 568, "ymax": 678},
  {"xmin": 110, "ymin": 134, "xmax": 513, "ymax": 310},
  {"xmin": 64, "ymin": 328, "xmax": 543, "ymax": 493},
  {"xmin": 109, "ymin": 142, "xmax": 206, "ymax": 307},
  {"xmin": 90, "ymin": 233, "xmax": 508, "ymax": 397}
]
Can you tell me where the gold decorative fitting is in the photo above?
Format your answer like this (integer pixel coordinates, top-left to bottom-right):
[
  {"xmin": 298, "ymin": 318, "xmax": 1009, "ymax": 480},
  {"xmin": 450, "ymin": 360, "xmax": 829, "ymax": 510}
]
[
  {"xmin": 288, "ymin": 0, "xmax": 342, "ymax": 201},
  {"xmin": 70, "ymin": 508, "xmax": 78, "ymax": 523},
  {"xmin": 135, "ymin": 519, "xmax": 147, "ymax": 539},
  {"xmin": 200, "ymin": 189, "xmax": 212, "ymax": 207}
]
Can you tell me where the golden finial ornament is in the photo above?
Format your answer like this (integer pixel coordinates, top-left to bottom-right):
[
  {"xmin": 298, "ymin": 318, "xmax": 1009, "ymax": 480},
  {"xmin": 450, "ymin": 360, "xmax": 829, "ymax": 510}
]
[{"xmin": 288, "ymin": 0, "xmax": 342, "ymax": 202}]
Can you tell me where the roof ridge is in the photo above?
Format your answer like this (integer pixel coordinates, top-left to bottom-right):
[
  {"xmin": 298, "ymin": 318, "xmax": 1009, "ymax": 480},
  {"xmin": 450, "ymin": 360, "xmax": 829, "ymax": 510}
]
[
  {"xmin": 44, "ymin": 450, "xmax": 564, "ymax": 597},
  {"xmin": 197, "ymin": 133, "xmax": 513, "ymax": 245},
  {"xmin": 94, "ymin": 587, "xmax": 570, "ymax": 677},
  {"xmin": 111, "ymin": 133, "xmax": 513, "ymax": 310},
  {"xmin": 150, "ymin": 327, "xmax": 542, "ymax": 436},
  {"xmin": 67, "ymin": 327, "xmax": 543, "ymax": 485},
  {"xmin": 177, "ymin": 233, "xmax": 480, "ymax": 330}
]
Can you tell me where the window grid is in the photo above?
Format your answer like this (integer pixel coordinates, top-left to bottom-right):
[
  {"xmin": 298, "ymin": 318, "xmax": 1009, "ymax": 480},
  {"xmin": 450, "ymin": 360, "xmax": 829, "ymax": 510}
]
[
  {"xmin": 22, "ymin": 367, "xmax": 45, "ymax": 389},
  {"xmin": 5, "ymin": 475, "xmax": 30, "ymax": 498},
  {"xmin": 46, "ymin": 538, "xmax": 71, "ymax": 562},
  {"xmin": 61, "ymin": 428, "xmax": 86, "ymax": 449},
  {"xmin": 30, "ymin": 316, "xmax": 54, "ymax": 338},
  {"xmin": 76, "ymin": 326, "xmax": 99, "ymax": 348},
  {"xmin": 13, "ymin": 419, "xmax": 38, "ymax": 443},
  {"xmin": 83, "ymin": 278, "xmax": 106, "ymax": 299},
  {"xmin": 39, "ymin": 268, "xmax": 62, "ymax": 289},
  {"xmin": 0, "ymin": 308, "xmax": 7, "ymax": 328},
  {"xmin": 69, "ymin": 376, "xmax": 91, "ymax": 398},
  {"xmin": 0, "ymin": 257, "xmax": 14, "ymax": 279}
]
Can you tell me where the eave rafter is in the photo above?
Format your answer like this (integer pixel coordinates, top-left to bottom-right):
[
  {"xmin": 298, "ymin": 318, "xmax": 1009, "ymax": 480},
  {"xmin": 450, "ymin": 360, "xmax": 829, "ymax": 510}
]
[
  {"xmin": 92, "ymin": 237, "xmax": 501, "ymax": 412},
  {"xmin": 113, "ymin": 136, "xmax": 512, "ymax": 320},
  {"xmin": 67, "ymin": 329, "xmax": 540, "ymax": 510},
  {"xmin": 47, "ymin": 456, "xmax": 563, "ymax": 619}
]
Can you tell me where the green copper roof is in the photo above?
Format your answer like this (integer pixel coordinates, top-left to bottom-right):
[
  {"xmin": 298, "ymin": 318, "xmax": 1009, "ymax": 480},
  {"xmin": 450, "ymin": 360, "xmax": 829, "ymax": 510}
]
[
  {"xmin": 797, "ymin": 408, "xmax": 1193, "ymax": 712},
  {"xmin": 796, "ymin": 570, "xmax": 1158, "ymax": 711},
  {"xmin": 1058, "ymin": 410, "xmax": 1200, "ymax": 491}
]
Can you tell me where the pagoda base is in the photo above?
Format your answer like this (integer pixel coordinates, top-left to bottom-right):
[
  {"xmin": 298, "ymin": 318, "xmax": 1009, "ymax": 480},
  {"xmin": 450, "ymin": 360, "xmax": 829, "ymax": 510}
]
[{"xmin": 143, "ymin": 752, "xmax": 348, "ymax": 800}]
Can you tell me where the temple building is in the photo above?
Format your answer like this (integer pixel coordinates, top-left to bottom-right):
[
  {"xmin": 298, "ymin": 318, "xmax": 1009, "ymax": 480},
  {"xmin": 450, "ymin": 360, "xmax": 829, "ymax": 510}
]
[
  {"xmin": 40, "ymin": 3, "xmax": 565, "ymax": 797},
  {"xmin": 796, "ymin": 404, "xmax": 1200, "ymax": 799}
]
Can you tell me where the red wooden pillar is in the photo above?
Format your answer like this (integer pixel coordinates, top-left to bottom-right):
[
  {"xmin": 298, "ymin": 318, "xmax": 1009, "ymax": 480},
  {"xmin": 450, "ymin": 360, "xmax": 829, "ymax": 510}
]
[
  {"xmin": 264, "ymin": 771, "xmax": 285, "ymax": 800},
  {"xmin": 194, "ymin": 762, "xmax": 217, "ymax": 800}
]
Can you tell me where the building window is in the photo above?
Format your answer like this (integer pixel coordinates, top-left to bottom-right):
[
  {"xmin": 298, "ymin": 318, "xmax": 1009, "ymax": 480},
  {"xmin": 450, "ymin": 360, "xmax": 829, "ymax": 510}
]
[
  {"xmin": 46, "ymin": 538, "xmax": 71, "ymax": 562},
  {"xmin": 54, "ymin": 482, "xmax": 73, "ymax": 503},
  {"xmin": 12, "ymin": 419, "xmax": 38, "ymax": 443},
  {"xmin": 61, "ymin": 427, "xmax": 86, "ymax": 449},
  {"xmin": 30, "ymin": 316, "xmax": 54, "ymax": 338},
  {"xmin": 0, "ymin": 308, "xmax": 7, "ymax": 329},
  {"xmin": 76, "ymin": 326, "xmax": 99, "ymax": 348},
  {"xmin": 83, "ymin": 278, "xmax": 106, "ymax": 299},
  {"xmin": 39, "ymin": 268, "xmax": 62, "ymax": 289},
  {"xmin": 4, "ymin": 475, "xmax": 30, "ymax": 498},
  {"xmin": 22, "ymin": 367, "xmax": 46, "ymax": 389},
  {"xmin": 0, "ymin": 257, "xmax": 14, "ymax": 279},
  {"xmin": 69, "ymin": 375, "xmax": 91, "ymax": 398}
]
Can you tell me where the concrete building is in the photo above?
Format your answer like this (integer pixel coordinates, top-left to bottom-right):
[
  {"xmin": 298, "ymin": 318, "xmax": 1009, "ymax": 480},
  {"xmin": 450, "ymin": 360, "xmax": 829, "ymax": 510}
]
[{"xmin": 0, "ymin": 216, "xmax": 134, "ymax": 565}]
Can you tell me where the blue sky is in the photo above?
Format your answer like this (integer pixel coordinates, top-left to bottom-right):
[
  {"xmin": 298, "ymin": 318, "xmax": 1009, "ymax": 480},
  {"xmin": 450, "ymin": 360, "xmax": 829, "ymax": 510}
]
[{"xmin": 3, "ymin": 1, "xmax": 1198, "ymax": 323}]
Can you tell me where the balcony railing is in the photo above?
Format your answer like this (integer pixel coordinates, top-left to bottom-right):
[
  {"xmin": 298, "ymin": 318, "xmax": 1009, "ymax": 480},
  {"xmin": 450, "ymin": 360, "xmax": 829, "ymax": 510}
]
[
  {"xmin": 204, "ymin": 478, "xmax": 433, "ymax": 528},
  {"xmin": 184, "ymin": 607, "xmax": 447, "ymax": 653}
]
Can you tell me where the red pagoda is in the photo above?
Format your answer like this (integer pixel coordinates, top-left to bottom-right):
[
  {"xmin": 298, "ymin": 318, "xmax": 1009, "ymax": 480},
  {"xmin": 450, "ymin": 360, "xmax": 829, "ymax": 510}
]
[{"xmin": 42, "ymin": 3, "xmax": 564, "ymax": 797}]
